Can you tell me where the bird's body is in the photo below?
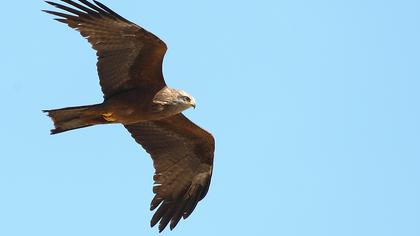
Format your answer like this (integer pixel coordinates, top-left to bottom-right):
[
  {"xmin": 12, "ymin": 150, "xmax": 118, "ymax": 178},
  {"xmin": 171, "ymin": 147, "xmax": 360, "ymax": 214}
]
[
  {"xmin": 43, "ymin": 0, "xmax": 214, "ymax": 232},
  {"xmin": 47, "ymin": 87, "xmax": 196, "ymax": 133}
]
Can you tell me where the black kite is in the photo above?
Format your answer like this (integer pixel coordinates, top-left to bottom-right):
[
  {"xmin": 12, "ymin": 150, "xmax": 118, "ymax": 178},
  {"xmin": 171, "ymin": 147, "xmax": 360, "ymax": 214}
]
[{"xmin": 43, "ymin": 0, "xmax": 215, "ymax": 232}]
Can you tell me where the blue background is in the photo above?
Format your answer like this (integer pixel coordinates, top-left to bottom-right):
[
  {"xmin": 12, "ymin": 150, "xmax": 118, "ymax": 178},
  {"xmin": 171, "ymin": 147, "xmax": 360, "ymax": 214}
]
[{"xmin": 1, "ymin": 0, "xmax": 420, "ymax": 235}]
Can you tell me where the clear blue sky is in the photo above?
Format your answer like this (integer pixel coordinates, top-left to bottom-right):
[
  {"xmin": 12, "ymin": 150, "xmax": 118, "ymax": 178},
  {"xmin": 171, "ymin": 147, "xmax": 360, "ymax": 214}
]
[{"xmin": 1, "ymin": 0, "xmax": 420, "ymax": 235}]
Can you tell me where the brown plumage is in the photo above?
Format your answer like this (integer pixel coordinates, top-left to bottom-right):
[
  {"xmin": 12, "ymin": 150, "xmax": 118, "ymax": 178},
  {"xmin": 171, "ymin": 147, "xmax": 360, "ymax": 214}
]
[{"xmin": 43, "ymin": 0, "xmax": 215, "ymax": 232}]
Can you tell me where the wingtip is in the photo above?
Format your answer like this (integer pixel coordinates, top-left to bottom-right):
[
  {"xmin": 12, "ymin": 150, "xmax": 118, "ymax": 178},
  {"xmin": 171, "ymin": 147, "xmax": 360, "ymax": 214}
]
[
  {"xmin": 45, "ymin": 1, "xmax": 57, "ymax": 6},
  {"xmin": 150, "ymin": 218, "xmax": 158, "ymax": 228},
  {"xmin": 150, "ymin": 216, "xmax": 168, "ymax": 233},
  {"xmin": 42, "ymin": 9, "xmax": 58, "ymax": 15},
  {"xmin": 151, "ymin": 221, "xmax": 165, "ymax": 233},
  {"xmin": 158, "ymin": 222, "xmax": 170, "ymax": 233},
  {"xmin": 55, "ymin": 18, "xmax": 68, "ymax": 24},
  {"xmin": 159, "ymin": 222, "xmax": 169, "ymax": 233}
]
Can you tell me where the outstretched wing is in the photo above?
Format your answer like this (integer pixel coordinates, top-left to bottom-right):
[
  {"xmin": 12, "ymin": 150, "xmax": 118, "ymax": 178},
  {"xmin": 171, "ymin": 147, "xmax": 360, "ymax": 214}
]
[
  {"xmin": 44, "ymin": 0, "xmax": 167, "ymax": 98},
  {"xmin": 124, "ymin": 114, "xmax": 215, "ymax": 232}
]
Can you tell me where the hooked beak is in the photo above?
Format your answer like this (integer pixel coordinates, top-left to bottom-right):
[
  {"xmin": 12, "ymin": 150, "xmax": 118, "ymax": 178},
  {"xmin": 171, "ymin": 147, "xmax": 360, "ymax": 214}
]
[{"xmin": 191, "ymin": 102, "xmax": 196, "ymax": 109}]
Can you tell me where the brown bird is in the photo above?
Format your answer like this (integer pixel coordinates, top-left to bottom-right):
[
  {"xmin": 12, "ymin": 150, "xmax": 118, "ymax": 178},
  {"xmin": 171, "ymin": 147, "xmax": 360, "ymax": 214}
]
[{"xmin": 43, "ymin": 0, "xmax": 215, "ymax": 232}]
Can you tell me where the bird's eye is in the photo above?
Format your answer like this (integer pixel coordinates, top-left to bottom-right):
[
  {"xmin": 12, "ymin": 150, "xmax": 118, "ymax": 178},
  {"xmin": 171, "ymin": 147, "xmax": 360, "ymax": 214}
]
[{"xmin": 182, "ymin": 96, "xmax": 191, "ymax": 102}]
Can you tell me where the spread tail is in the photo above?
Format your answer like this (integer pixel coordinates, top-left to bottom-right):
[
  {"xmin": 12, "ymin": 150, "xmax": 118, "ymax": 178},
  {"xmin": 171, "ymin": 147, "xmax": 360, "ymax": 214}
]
[{"xmin": 43, "ymin": 104, "xmax": 106, "ymax": 134}]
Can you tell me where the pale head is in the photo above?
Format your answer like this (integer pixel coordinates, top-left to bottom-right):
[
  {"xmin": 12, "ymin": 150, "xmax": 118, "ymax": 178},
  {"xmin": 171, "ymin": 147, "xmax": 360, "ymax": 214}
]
[{"xmin": 153, "ymin": 87, "xmax": 196, "ymax": 113}]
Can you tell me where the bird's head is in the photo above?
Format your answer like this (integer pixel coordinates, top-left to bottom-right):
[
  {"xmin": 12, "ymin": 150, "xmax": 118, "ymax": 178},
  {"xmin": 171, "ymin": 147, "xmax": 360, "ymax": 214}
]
[
  {"xmin": 175, "ymin": 90, "xmax": 196, "ymax": 109},
  {"xmin": 153, "ymin": 87, "xmax": 196, "ymax": 112}
]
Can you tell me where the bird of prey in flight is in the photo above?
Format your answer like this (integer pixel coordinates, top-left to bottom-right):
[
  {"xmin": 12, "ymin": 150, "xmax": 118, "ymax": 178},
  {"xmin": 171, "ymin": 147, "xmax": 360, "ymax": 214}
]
[{"xmin": 43, "ymin": 0, "xmax": 215, "ymax": 232}]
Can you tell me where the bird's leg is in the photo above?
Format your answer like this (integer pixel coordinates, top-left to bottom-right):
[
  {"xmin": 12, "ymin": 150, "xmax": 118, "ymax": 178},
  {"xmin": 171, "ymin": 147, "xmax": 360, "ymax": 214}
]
[{"xmin": 102, "ymin": 112, "xmax": 116, "ymax": 122}]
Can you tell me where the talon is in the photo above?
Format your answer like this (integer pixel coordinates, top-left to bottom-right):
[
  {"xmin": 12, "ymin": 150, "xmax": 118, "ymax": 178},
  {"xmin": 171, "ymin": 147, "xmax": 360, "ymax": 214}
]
[{"xmin": 102, "ymin": 112, "xmax": 116, "ymax": 122}]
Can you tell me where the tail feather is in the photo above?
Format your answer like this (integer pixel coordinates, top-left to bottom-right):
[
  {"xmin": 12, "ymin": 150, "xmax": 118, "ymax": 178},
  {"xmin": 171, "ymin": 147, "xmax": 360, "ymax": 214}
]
[{"xmin": 43, "ymin": 104, "xmax": 104, "ymax": 134}]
